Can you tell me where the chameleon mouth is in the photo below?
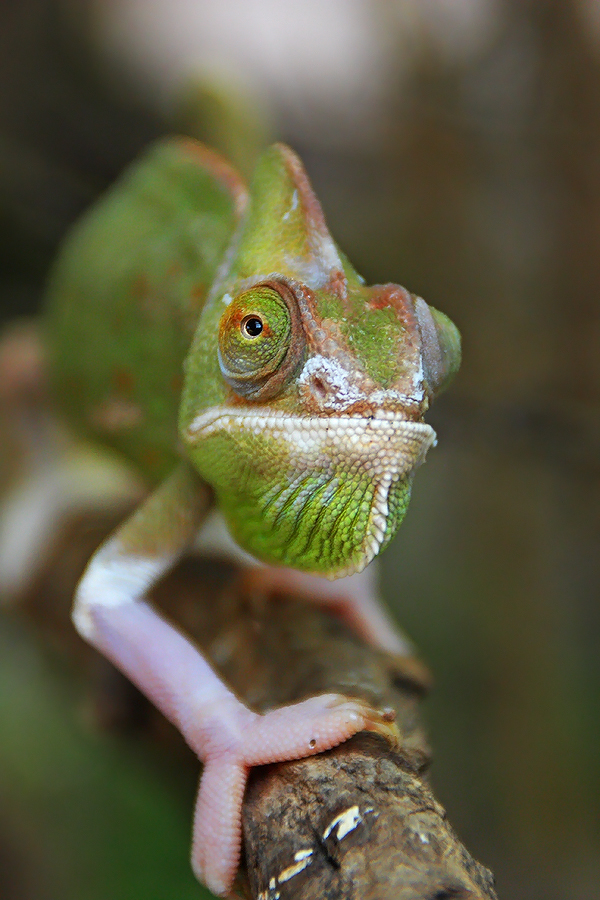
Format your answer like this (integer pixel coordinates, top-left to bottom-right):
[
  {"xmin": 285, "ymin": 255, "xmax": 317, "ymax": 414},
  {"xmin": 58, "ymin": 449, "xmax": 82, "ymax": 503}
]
[
  {"xmin": 185, "ymin": 407, "xmax": 436, "ymax": 577},
  {"xmin": 187, "ymin": 406, "xmax": 434, "ymax": 454}
]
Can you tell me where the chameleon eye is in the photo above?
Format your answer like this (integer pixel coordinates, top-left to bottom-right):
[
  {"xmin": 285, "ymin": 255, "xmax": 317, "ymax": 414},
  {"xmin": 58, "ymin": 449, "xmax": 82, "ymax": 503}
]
[
  {"xmin": 218, "ymin": 282, "xmax": 305, "ymax": 400},
  {"xmin": 241, "ymin": 315, "xmax": 263, "ymax": 338}
]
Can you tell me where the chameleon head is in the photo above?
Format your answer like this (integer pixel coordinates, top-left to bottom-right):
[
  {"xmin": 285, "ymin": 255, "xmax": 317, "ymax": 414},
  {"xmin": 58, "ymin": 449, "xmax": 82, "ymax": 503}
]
[{"xmin": 180, "ymin": 145, "xmax": 460, "ymax": 578}]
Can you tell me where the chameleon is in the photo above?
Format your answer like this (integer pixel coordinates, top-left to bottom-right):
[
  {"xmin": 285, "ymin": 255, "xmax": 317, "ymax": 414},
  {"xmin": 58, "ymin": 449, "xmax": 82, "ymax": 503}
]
[{"xmin": 44, "ymin": 137, "xmax": 460, "ymax": 896}]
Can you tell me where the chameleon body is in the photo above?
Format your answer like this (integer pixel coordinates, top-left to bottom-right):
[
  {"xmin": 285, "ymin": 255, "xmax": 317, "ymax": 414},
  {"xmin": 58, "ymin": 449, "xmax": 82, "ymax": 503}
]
[{"xmin": 45, "ymin": 138, "xmax": 460, "ymax": 896}]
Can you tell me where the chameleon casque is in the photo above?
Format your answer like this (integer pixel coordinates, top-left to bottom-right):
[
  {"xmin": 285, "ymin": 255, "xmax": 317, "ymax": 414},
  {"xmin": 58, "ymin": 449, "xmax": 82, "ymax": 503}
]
[{"xmin": 46, "ymin": 138, "xmax": 460, "ymax": 896}]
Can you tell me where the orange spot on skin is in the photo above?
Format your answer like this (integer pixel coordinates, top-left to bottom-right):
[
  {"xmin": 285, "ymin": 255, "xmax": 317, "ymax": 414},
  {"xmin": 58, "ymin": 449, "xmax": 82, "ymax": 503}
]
[
  {"xmin": 113, "ymin": 367, "xmax": 135, "ymax": 395},
  {"xmin": 190, "ymin": 283, "xmax": 207, "ymax": 309},
  {"xmin": 368, "ymin": 284, "xmax": 412, "ymax": 311},
  {"xmin": 141, "ymin": 447, "xmax": 161, "ymax": 474},
  {"xmin": 325, "ymin": 268, "xmax": 347, "ymax": 302},
  {"xmin": 132, "ymin": 275, "xmax": 150, "ymax": 300}
]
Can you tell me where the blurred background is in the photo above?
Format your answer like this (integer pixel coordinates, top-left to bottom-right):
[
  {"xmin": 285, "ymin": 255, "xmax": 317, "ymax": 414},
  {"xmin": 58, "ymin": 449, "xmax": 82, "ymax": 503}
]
[{"xmin": 1, "ymin": 1, "xmax": 599, "ymax": 898}]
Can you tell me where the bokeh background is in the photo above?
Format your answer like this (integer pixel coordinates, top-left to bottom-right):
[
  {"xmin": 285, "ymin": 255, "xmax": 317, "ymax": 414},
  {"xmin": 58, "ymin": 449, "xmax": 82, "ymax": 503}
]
[{"xmin": 1, "ymin": 1, "xmax": 599, "ymax": 898}]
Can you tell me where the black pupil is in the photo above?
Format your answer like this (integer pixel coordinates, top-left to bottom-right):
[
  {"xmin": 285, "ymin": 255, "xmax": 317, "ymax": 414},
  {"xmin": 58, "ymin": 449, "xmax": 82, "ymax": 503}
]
[{"xmin": 243, "ymin": 316, "xmax": 263, "ymax": 337}]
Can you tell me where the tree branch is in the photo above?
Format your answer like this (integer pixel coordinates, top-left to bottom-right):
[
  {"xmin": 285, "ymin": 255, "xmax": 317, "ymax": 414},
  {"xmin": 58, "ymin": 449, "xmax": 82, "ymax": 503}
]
[{"xmin": 17, "ymin": 510, "xmax": 497, "ymax": 900}]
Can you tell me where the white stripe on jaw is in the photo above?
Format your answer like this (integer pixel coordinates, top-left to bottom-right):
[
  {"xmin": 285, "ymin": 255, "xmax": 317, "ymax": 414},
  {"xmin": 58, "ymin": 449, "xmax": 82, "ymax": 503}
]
[{"xmin": 186, "ymin": 408, "xmax": 436, "ymax": 481}]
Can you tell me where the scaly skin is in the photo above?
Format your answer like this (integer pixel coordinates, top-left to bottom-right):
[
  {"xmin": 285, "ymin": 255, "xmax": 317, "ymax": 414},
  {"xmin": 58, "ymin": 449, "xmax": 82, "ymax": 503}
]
[
  {"xmin": 44, "ymin": 138, "xmax": 461, "ymax": 895},
  {"xmin": 179, "ymin": 144, "xmax": 459, "ymax": 574}
]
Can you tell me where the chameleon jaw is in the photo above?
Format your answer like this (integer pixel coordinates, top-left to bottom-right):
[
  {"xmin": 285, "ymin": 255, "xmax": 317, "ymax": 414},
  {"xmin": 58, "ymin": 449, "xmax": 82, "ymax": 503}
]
[
  {"xmin": 184, "ymin": 407, "xmax": 437, "ymax": 577},
  {"xmin": 186, "ymin": 405, "xmax": 435, "ymax": 451}
]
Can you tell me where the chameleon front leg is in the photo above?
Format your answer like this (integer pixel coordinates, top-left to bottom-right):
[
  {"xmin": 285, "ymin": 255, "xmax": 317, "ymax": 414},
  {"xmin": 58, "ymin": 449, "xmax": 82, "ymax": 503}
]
[{"xmin": 73, "ymin": 464, "xmax": 389, "ymax": 897}]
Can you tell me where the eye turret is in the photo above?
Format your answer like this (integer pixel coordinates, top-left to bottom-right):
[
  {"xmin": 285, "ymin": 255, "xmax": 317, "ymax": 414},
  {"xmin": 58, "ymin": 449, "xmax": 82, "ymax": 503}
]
[
  {"xmin": 217, "ymin": 282, "xmax": 305, "ymax": 400},
  {"xmin": 414, "ymin": 296, "xmax": 461, "ymax": 400}
]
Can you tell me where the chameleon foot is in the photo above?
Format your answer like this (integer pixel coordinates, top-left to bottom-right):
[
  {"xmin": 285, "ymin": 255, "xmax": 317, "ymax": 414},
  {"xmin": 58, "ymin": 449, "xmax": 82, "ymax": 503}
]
[{"xmin": 188, "ymin": 692, "xmax": 398, "ymax": 896}]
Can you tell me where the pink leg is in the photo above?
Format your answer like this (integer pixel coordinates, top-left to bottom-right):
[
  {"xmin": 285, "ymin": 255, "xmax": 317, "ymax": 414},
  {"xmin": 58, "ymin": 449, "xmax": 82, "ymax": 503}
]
[
  {"xmin": 243, "ymin": 564, "xmax": 414, "ymax": 657},
  {"xmin": 92, "ymin": 601, "xmax": 393, "ymax": 897},
  {"xmin": 72, "ymin": 471, "xmax": 398, "ymax": 894}
]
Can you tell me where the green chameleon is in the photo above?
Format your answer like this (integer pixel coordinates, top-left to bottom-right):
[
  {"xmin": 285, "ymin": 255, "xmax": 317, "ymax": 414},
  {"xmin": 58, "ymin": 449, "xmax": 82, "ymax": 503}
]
[{"xmin": 46, "ymin": 138, "xmax": 460, "ymax": 897}]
